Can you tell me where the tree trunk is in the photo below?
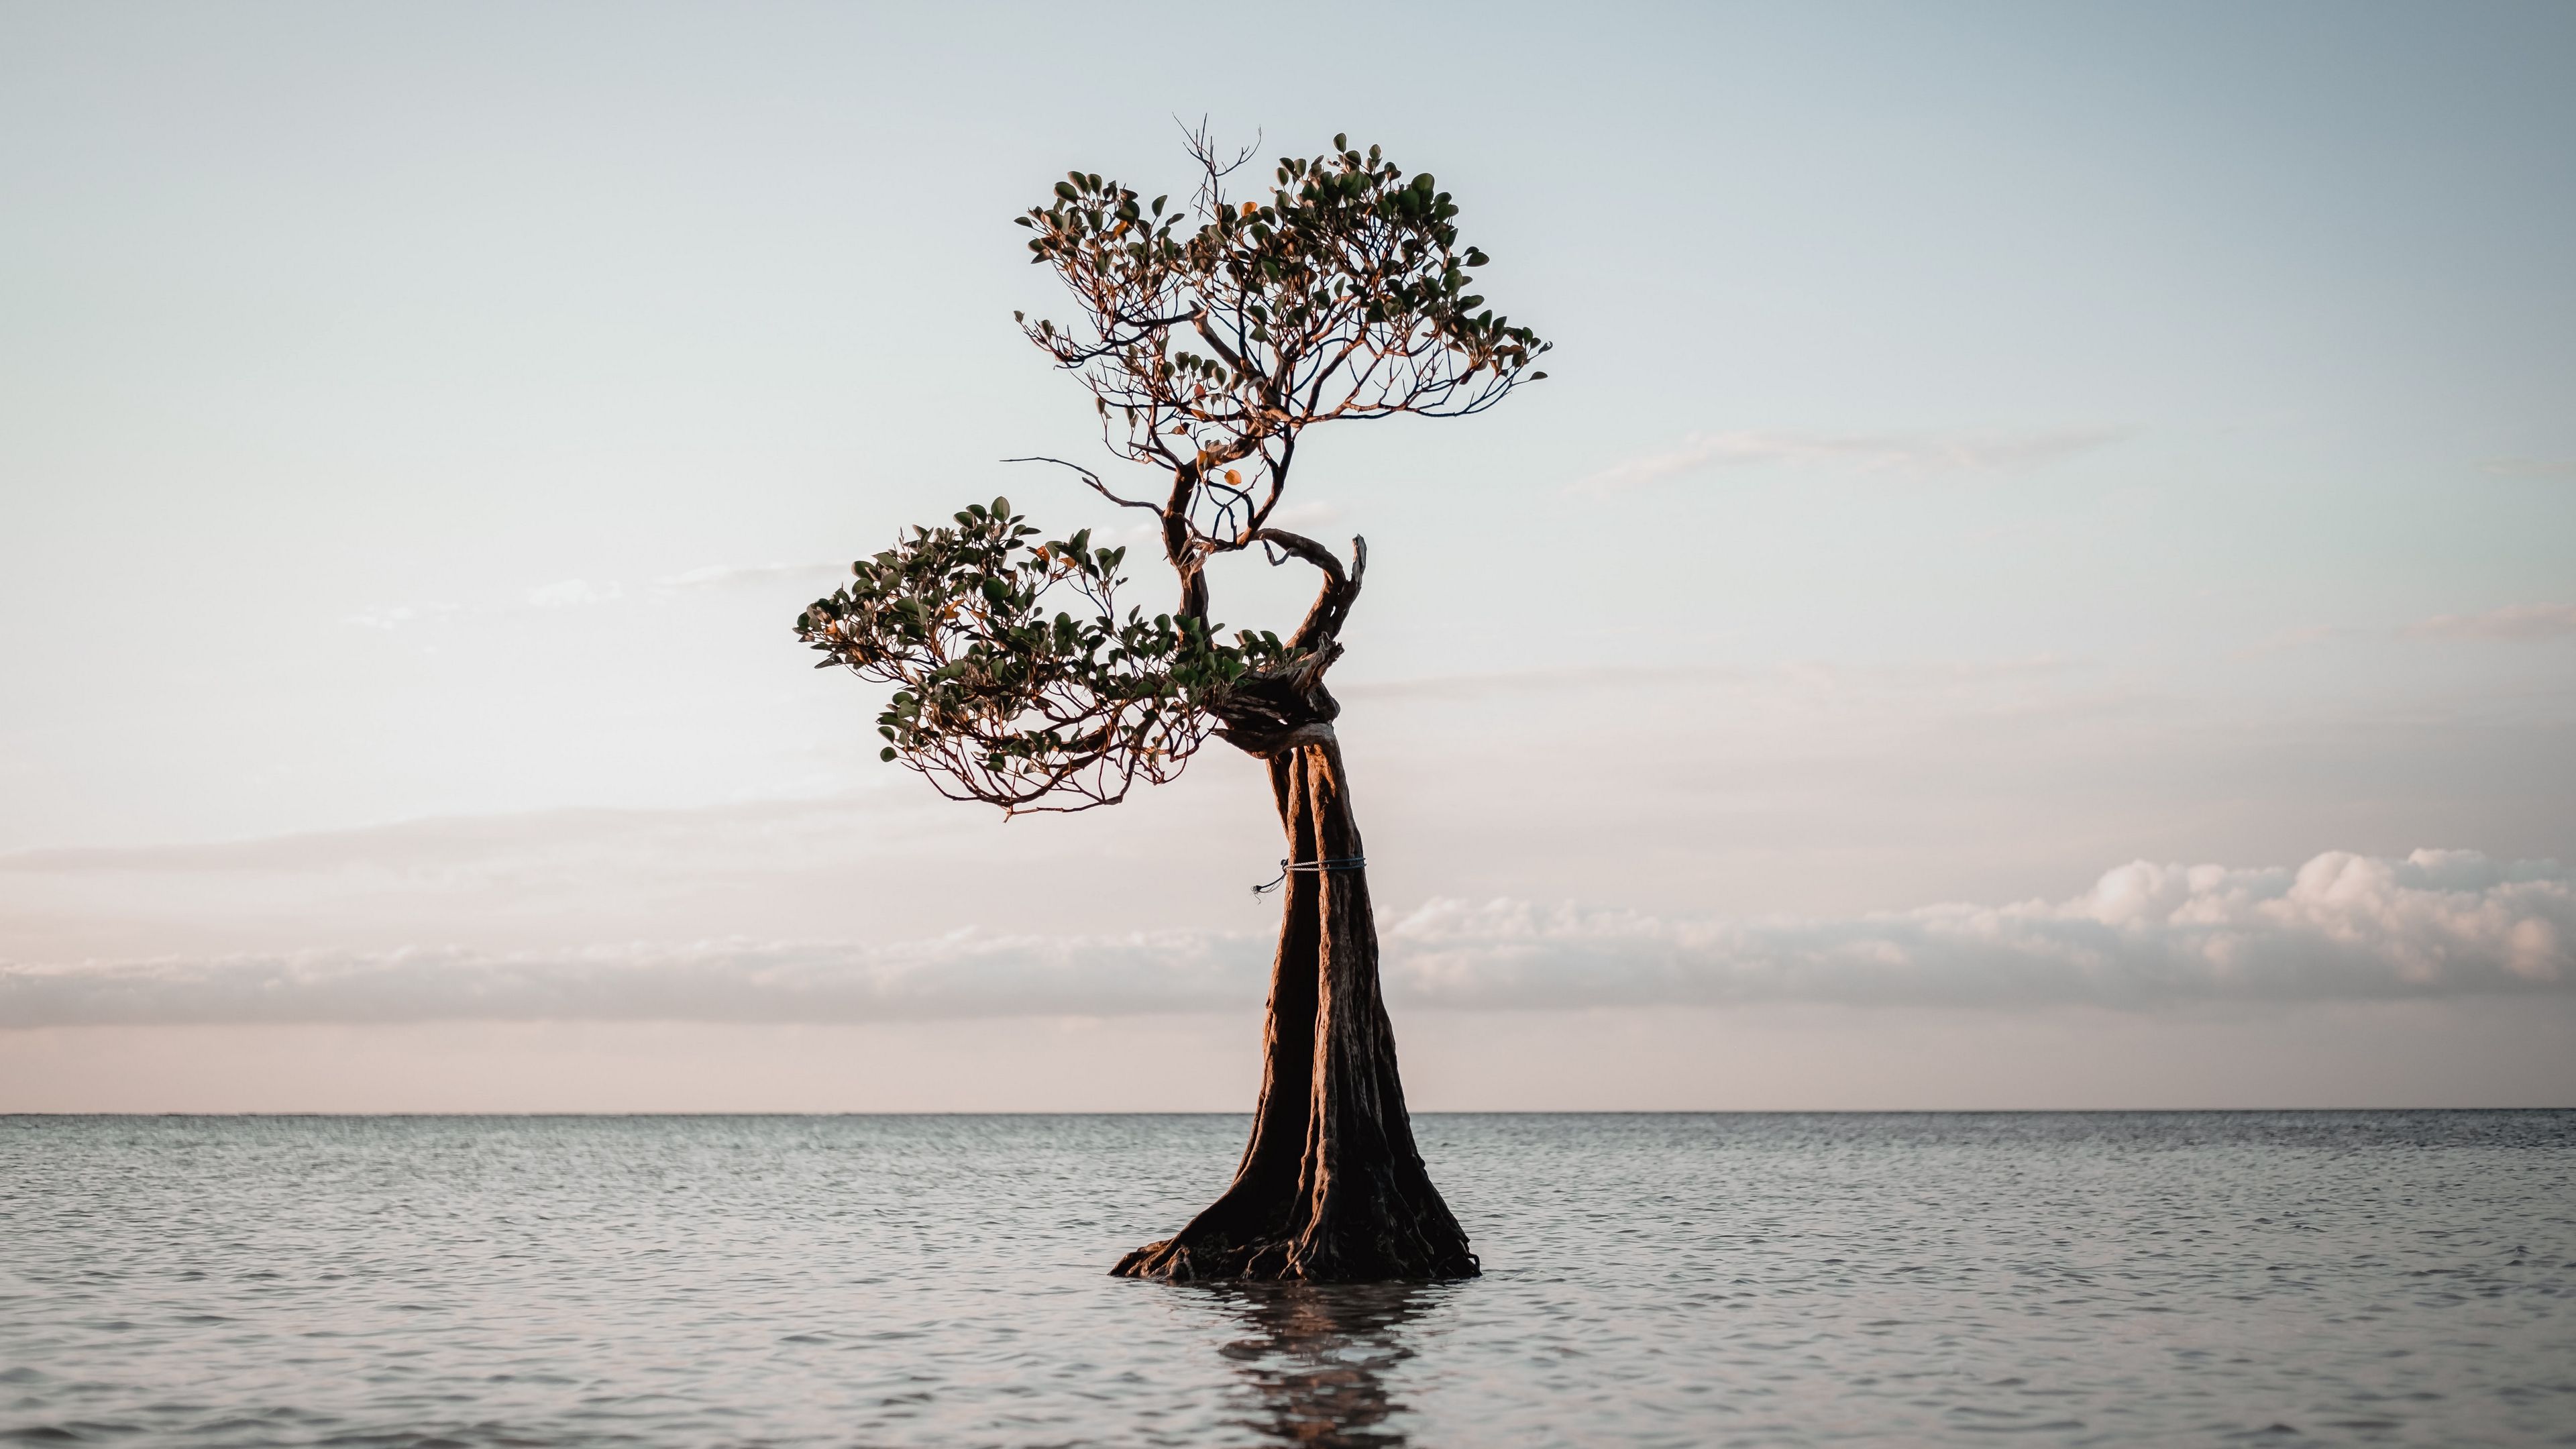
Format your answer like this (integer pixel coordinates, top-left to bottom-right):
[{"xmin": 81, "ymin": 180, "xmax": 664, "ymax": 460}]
[{"xmin": 1112, "ymin": 731, "xmax": 1478, "ymax": 1282}]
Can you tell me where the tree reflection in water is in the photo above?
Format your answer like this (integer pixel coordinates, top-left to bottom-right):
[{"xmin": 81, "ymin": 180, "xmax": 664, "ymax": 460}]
[{"xmin": 1199, "ymin": 1281, "xmax": 1452, "ymax": 1447}]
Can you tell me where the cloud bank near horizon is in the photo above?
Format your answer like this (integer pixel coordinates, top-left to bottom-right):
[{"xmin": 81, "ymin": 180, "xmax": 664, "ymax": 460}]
[
  {"xmin": 2406, "ymin": 602, "xmax": 2576, "ymax": 641},
  {"xmin": 3, "ymin": 850, "xmax": 2565, "ymax": 1028}
]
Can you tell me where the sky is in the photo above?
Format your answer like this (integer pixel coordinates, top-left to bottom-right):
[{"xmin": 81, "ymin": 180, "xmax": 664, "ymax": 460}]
[{"xmin": 2, "ymin": 1, "xmax": 2571, "ymax": 1110}]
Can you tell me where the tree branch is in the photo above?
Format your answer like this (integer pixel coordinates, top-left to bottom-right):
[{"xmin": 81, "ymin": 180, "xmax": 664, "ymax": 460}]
[
  {"xmin": 1257, "ymin": 529, "xmax": 1366, "ymax": 650},
  {"xmin": 1001, "ymin": 456, "xmax": 1163, "ymax": 513}
]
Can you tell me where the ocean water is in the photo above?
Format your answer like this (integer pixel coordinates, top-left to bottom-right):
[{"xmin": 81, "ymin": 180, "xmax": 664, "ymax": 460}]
[{"xmin": 3, "ymin": 1113, "xmax": 2571, "ymax": 1448}]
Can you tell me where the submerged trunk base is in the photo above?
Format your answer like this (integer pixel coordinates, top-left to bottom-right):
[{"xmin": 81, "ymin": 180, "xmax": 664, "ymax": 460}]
[
  {"xmin": 1112, "ymin": 1185, "xmax": 1480, "ymax": 1284},
  {"xmin": 1112, "ymin": 732, "xmax": 1477, "ymax": 1285}
]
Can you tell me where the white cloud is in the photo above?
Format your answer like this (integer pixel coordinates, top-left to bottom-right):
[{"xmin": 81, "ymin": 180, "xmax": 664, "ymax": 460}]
[
  {"xmin": 1574, "ymin": 427, "xmax": 2123, "ymax": 494},
  {"xmin": 526, "ymin": 578, "xmax": 623, "ymax": 608},
  {"xmin": 341, "ymin": 602, "xmax": 459, "ymax": 631},
  {"xmin": 0, "ymin": 930, "xmax": 1258, "ymax": 1028},
  {"xmin": 4, "ymin": 850, "xmax": 2564, "ymax": 1027},
  {"xmin": 2406, "ymin": 602, "xmax": 2576, "ymax": 641},
  {"xmin": 654, "ymin": 562, "xmax": 843, "ymax": 591},
  {"xmin": 1344, "ymin": 655, "xmax": 2076, "ymax": 702},
  {"xmin": 1385, "ymin": 849, "xmax": 2571, "ymax": 1010},
  {"xmin": 2231, "ymin": 625, "xmax": 2351, "ymax": 659},
  {"xmin": 2477, "ymin": 457, "xmax": 2576, "ymax": 480}
]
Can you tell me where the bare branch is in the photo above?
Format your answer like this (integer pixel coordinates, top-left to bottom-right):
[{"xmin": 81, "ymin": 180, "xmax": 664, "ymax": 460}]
[
  {"xmin": 1256, "ymin": 530, "xmax": 1366, "ymax": 651},
  {"xmin": 1001, "ymin": 455, "xmax": 1162, "ymax": 514}
]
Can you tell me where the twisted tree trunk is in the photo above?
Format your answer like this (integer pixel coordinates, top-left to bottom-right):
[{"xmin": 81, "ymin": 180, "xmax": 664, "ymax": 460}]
[{"xmin": 1114, "ymin": 533, "xmax": 1477, "ymax": 1283}]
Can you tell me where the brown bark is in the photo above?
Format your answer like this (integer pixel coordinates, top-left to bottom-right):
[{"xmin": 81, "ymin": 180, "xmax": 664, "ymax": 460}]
[{"xmin": 1111, "ymin": 730, "xmax": 1478, "ymax": 1282}]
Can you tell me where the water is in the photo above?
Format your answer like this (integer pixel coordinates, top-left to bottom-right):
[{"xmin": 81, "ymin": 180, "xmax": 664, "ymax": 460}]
[{"xmin": 3, "ymin": 1113, "xmax": 2571, "ymax": 1448}]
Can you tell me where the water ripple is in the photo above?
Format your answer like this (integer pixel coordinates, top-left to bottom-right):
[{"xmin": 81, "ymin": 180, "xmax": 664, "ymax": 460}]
[{"xmin": 1, "ymin": 1112, "xmax": 2571, "ymax": 1446}]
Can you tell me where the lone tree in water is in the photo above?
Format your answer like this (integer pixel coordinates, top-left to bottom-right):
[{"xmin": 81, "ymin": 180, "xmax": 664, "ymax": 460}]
[{"xmin": 796, "ymin": 131, "xmax": 1548, "ymax": 1281}]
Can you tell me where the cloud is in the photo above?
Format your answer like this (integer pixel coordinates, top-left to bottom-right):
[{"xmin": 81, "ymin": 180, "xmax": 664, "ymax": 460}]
[
  {"xmin": 341, "ymin": 602, "xmax": 459, "ymax": 631},
  {"xmin": 1574, "ymin": 427, "xmax": 2123, "ymax": 494},
  {"xmin": 2478, "ymin": 457, "xmax": 2576, "ymax": 480},
  {"xmin": 339, "ymin": 567, "xmax": 835, "ymax": 632},
  {"xmin": 2230, "ymin": 624, "xmax": 2357, "ymax": 659},
  {"xmin": 526, "ymin": 578, "xmax": 623, "ymax": 608},
  {"xmin": 1342, "ymin": 655, "xmax": 2076, "ymax": 702},
  {"xmin": 1385, "ymin": 849, "xmax": 2571, "ymax": 1010},
  {"xmin": 0, "ymin": 930, "xmax": 1258, "ymax": 1028},
  {"xmin": 654, "ymin": 562, "xmax": 843, "ymax": 591},
  {"xmin": 2405, "ymin": 602, "xmax": 2576, "ymax": 641},
  {"xmin": 4, "ymin": 851, "xmax": 2564, "ymax": 1027},
  {"xmin": 0, "ymin": 798, "xmax": 855, "ymax": 877}
]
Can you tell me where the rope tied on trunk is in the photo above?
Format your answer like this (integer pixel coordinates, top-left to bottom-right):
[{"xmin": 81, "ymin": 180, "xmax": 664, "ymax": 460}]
[{"xmin": 1251, "ymin": 856, "xmax": 1366, "ymax": 896}]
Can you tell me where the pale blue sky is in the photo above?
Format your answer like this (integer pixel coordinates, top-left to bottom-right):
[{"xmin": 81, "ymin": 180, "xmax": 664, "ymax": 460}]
[{"xmin": 3, "ymin": 2, "xmax": 2570, "ymax": 1108}]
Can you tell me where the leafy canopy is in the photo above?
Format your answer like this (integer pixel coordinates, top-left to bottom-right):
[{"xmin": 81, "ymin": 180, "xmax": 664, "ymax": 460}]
[
  {"xmin": 798, "ymin": 132, "xmax": 1548, "ymax": 813},
  {"xmin": 794, "ymin": 498, "xmax": 1292, "ymax": 812},
  {"xmin": 1014, "ymin": 131, "xmax": 1549, "ymax": 557}
]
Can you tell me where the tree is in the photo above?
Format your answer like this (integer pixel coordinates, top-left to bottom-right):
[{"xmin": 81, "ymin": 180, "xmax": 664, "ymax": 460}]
[{"xmin": 796, "ymin": 129, "xmax": 1548, "ymax": 1281}]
